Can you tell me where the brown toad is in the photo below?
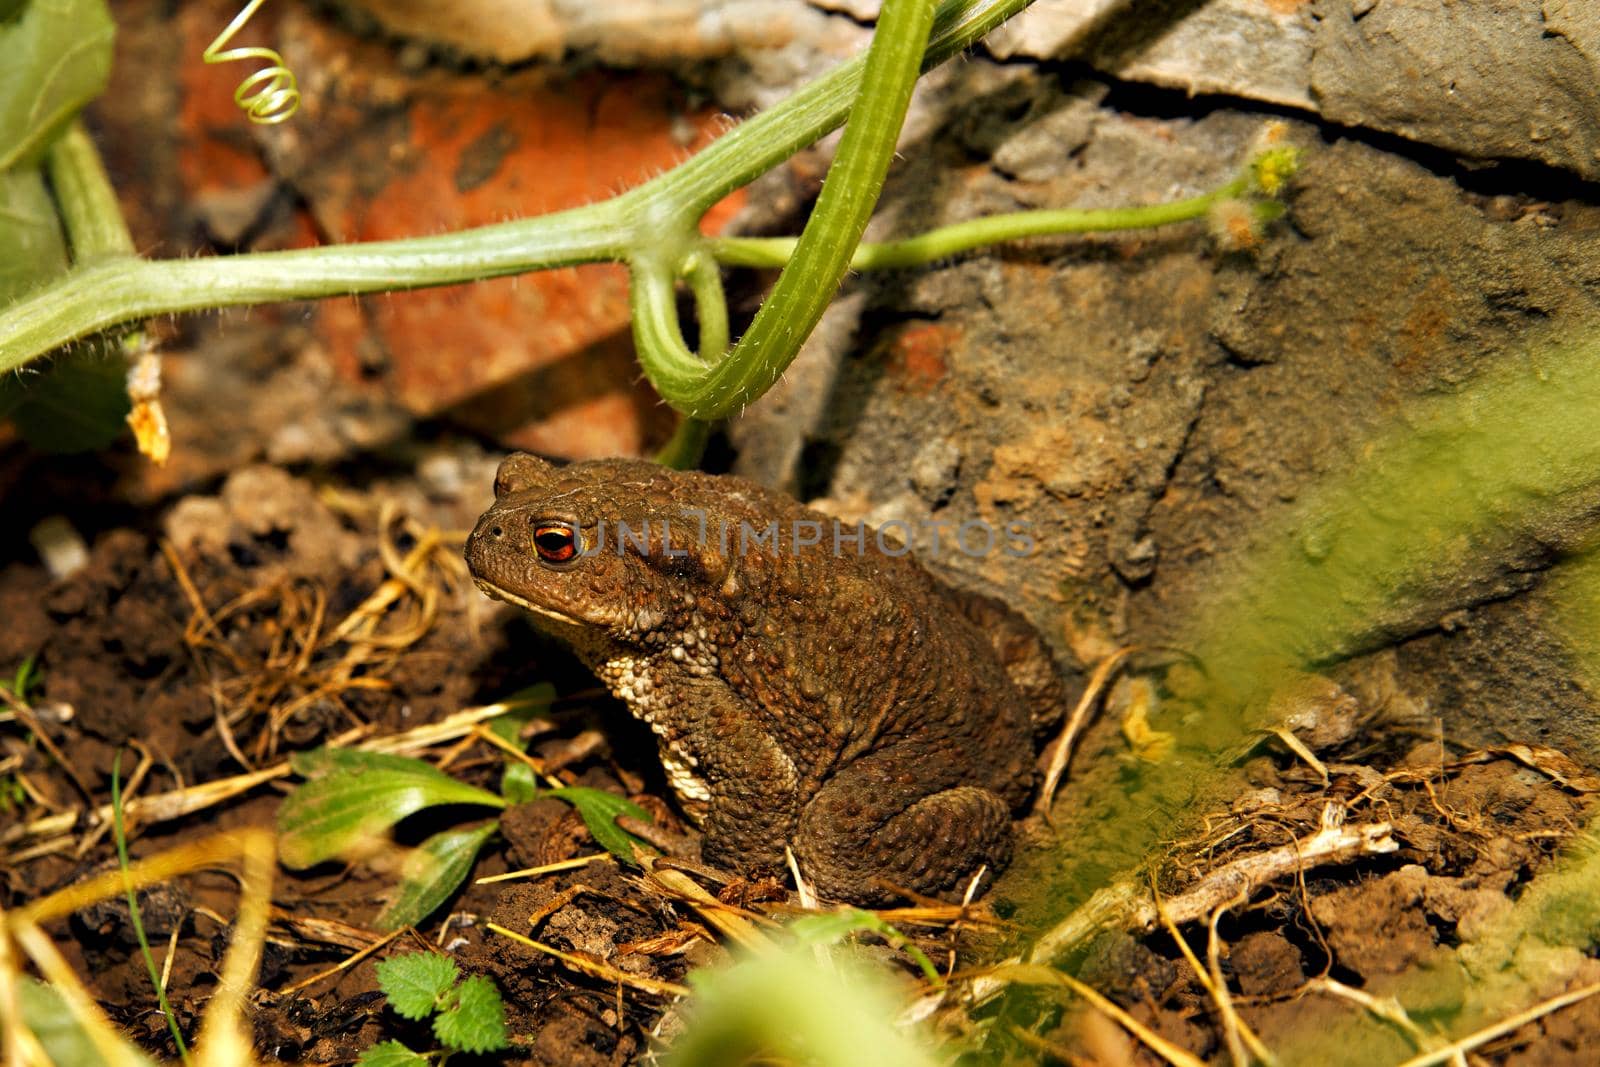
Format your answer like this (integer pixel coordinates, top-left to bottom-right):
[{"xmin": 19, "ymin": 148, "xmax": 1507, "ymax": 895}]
[{"xmin": 465, "ymin": 454, "xmax": 1064, "ymax": 903}]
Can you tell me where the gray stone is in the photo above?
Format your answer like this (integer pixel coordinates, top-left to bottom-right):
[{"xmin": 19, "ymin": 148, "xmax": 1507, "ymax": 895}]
[
  {"xmin": 987, "ymin": 0, "xmax": 1600, "ymax": 181},
  {"xmin": 1310, "ymin": 0, "xmax": 1600, "ymax": 180}
]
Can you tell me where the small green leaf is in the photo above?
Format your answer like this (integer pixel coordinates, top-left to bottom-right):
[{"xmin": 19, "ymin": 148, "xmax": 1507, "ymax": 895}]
[
  {"xmin": 487, "ymin": 681, "xmax": 557, "ymax": 747},
  {"xmin": 4, "ymin": 654, "xmax": 38, "ymax": 697},
  {"xmin": 433, "ymin": 973, "xmax": 508, "ymax": 1054},
  {"xmin": 376, "ymin": 820, "xmax": 499, "ymax": 931},
  {"xmin": 546, "ymin": 786, "xmax": 652, "ymax": 865},
  {"xmin": 277, "ymin": 748, "xmax": 505, "ymax": 869},
  {"xmin": 787, "ymin": 908, "xmax": 880, "ymax": 946},
  {"xmin": 501, "ymin": 760, "xmax": 537, "ymax": 804},
  {"xmin": 375, "ymin": 952, "xmax": 459, "ymax": 1021},
  {"xmin": 16, "ymin": 978, "xmax": 159, "ymax": 1067},
  {"xmin": 489, "ymin": 683, "xmax": 554, "ymax": 803},
  {"xmin": 789, "ymin": 908, "xmax": 943, "ymax": 988},
  {"xmin": 0, "ymin": 0, "xmax": 115, "ymax": 172},
  {"xmin": 354, "ymin": 1040, "xmax": 429, "ymax": 1067}
]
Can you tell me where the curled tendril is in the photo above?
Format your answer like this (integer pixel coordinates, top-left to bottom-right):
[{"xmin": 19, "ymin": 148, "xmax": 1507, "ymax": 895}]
[{"xmin": 203, "ymin": 0, "xmax": 301, "ymax": 125}]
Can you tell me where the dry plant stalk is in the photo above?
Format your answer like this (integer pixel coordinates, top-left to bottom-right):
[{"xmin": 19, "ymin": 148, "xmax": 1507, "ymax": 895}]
[
  {"xmin": 2, "ymin": 828, "xmax": 277, "ymax": 1067},
  {"xmin": 1390, "ymin": 981, "xmax": 1600, "ymax": 1067},
  {"xmin": 485, "ymin": 921, "xmax": 691, "ymax": 998},
  {"xmin": 156, "ymin": 506, "xmax": 465, "ymax": 772},
  {"xmin": 985, "ymin": 963, "xmax": 1206, "ymax": 1067},
  {"xmin": 1154, "ymin": 891, "xmax": 1275, "ymax": 1067},
  {"xmin": 1035, "ymin": 646, "xmax": 1136, "ymax": 815},
  {"xmin": 1032, "ymin": 803, "xmax": 1396, "ymax": 968},
  {"xmin": 645, "ymin": 860, "xmax": 777, "ymax": 954},
  {"xmin": 936, "ymin": 801, "xmax": 1396, "ymax": 1015}
]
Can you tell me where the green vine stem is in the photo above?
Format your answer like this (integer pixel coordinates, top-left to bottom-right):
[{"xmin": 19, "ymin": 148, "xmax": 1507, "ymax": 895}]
[
  {"xmin": 44, "ymin": 121, "xmax": 135, "ymax": 262},
  {"xmin": 630, "ymin": 0, "xmax": 938, "ymax": 419},
  {"xmin": 0, "ymin": 207, "xmax": 633, "ymax": 373},
  {"xmin": 707, "ymin": 176, "xmax": 1252, "ymax": 270},
  {"xmin": 654, "ymin": 416, "xmax": 714, "ymax": 470},
  {"xmin": 0, "ymin": 0, "xmax": 1035, "ymax": 383}
]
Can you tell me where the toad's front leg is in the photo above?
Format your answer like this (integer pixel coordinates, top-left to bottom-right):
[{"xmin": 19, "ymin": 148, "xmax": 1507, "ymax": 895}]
[{"xmin": 677, "ymin": 691, "xmax": 803, "ymax": 879}]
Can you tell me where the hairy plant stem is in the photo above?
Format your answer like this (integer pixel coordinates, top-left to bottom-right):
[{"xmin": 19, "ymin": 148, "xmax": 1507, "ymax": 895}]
[
  {"xmin": 0, "ymin": 0, "xmax": 1036, "ymax": 391},
  {"xmin": 630, "ymin": 0, "xmax": 938, "ymax": 418},
  {"xmin": 45, "ymin": 121, "xmax": 135, "ymax": 261},
  {"xmin": 709, "ymin": 177, "xmax": 1251, "ymax": 270},
  {"xmin": 655, "ymin": 417, "xmax": 713, "ymax": 470}
]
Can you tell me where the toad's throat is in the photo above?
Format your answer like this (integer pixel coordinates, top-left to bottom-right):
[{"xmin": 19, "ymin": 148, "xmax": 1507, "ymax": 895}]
[
  {"xmin": 477, "ymin": 577, "xmax": 714, "ymax": 817},
  {"xmin": 473, "ymin": 577, "xmax": 586, "ymax": 628}
]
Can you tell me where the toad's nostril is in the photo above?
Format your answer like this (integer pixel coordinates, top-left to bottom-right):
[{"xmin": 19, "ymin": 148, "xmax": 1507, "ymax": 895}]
[{"xmin": 490, "ymin": 525, "xmax": 503, "ymax": 538}]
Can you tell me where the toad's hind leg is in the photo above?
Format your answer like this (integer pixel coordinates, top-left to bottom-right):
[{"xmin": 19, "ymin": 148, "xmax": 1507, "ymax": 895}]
[{"xmin": 793, "ymin": 753, "xmax": 1013, "ymax": 904}]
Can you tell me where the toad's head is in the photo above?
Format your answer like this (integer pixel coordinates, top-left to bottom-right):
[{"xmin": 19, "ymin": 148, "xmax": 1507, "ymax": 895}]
[{"xmin": 465, "ymin": 453, "xmax": 736, "ymax": 647}]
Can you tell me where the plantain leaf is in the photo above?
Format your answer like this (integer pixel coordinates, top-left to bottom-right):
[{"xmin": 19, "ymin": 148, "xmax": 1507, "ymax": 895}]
[
  {"xmin": 289, "ymin": 745, "xmax": 486, "ymax": 781},
  {"xmin": 375, "ymin": 821, "xmax": 498, "ymax": 931},
  {"xmin": 489, "ymin": 681, "xmax": 555, "ymax": 802},
  {"xmin": 0, "ymin": 0, "xmax": 115, "ymax": 173},
  {"xmin": 277, "ymin": 748, "xmax": 505, "ymax": 869},
  {"xmin": 501, "ymin": 760, "xmax": 536, "ymax": 804},
  {"xmin": 546, "ymin": 786, "xmax": 652, "ymax": 865},
  {"xmin": 487, "ymin": 682, "xmax": 557, "ymax": 747}
]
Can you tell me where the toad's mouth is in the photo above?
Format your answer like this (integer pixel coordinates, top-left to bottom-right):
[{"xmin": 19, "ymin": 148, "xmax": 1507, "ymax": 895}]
[{"xmin": 472, "ymin": 577, "xmax": 588, "ymax": 628}]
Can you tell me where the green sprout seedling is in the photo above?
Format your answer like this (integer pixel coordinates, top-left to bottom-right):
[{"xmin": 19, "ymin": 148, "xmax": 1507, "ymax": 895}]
[
  {"xmin": 359, "ymin": 952, "xmax": 509, "ymax": 1064},
  {"xmin": 275, "ymin": 685, "xmax": 653, "ymax": 930},
  {"xmin": 1, "ymin": 655, "xmax": 42, "ymax": 811}
]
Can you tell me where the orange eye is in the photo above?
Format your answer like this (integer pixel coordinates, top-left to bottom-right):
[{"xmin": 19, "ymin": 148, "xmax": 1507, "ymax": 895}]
[{"xmin": 533, "ymin": 524, "xmax": 579, "ymax": 563}]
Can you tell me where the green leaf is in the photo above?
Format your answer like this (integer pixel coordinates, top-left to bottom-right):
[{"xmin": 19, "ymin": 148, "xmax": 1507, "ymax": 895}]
[
  {"xmin": 490, "ymin": 683, "xmax": 554, "ymax": 802},
  {"xmin": 0, "ymin": 151, "xmax": 128, "ymax": 453},
  {"xmin": 2, "ymin": 338, "xmax": 129, "ymax": 451},
  {"xmin": 354, "ymin": 1040, "xmax": 429, "ymax": 1067},
  {"xmin": 546, "ymin": 786, "xmax": 652, "ymax": 865},
  {"xmin": 501, "ymin": 760, "xmax": 537, "ymax": 804},
  {"xmin": 3, "ymin": 654, "xmax": 38, "ymax": 697},
  {"xmin": 16, "ymin": 978, "xmax": 159, "ymax": 1067},
  {"xmin": 789, "ymin": 908, "xmax": 943, "ymax": 988},
  {"xmin": 433, "ymin": 973, "xmax": 508, "ymax": 1054},
  {"xmin": 289, "ymin": 745, "xmax": 479, "ymax": 780},
  {"xmin": 0, "ymin": 0, "xmax": 115, "ymax": 173},
  {"xmin": 375, "ymin": 952, "xmax": 459, "ymax": 1021},
  {"xmin": 277, "ymin": 748, "xmax": 505, "ymax": 869},
  {"xmin": 0, "ymin": 166, "xmax": 65, "ymax": 300},
  {"xmin": 375, "ymin": 820, "xmax": 498, "ymax": 931},
  {"xmin": 487, "ymin": 682, "xmax": 557, "ymax": 746},
  {"xmin": 787, "ymin": 908, "xmax": 883, "ymax": 947}
]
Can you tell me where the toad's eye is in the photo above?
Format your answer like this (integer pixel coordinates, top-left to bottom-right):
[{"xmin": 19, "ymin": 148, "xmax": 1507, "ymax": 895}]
[{"xmin": 533, "ymin": 524, "xmax": 579, "ymax": 564}]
